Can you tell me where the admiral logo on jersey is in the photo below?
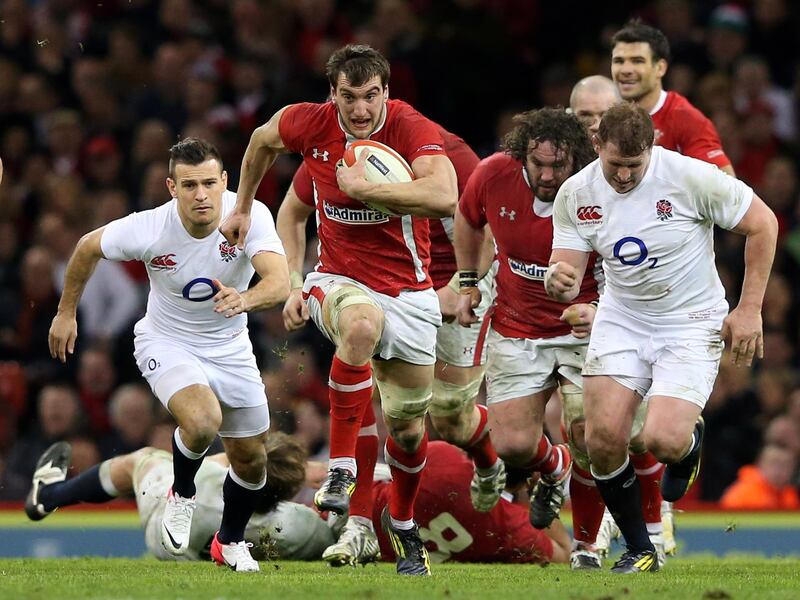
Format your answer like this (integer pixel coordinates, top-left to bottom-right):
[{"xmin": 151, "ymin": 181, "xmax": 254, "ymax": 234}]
[
  {"xmin": 150, "ymin": 253, "xmax": 177, "ymax": 271},
  {"xmin": 323, "ymin": 200, "xmax": 390, "ymax": 225},
  {"xmin": 655, "ymin": 199, "xmax": 673, "ymax": 222},
  {"xmin": 219, "ymin": 241, "xmax": 238, "ymax": 262},
  {"xmin": 577, "ymin": 206, "xmax": 602, "ymax": 224},
  {"xmin": 508, "ymin": 257, "xmax": 548, "ymax": 281}
]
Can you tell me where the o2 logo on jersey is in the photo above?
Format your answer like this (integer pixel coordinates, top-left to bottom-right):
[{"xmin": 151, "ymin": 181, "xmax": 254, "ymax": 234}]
[
  {"xmin": 613, "ymin": 236, "xmax": 658, "ymax": 269},
  {"xmin": 576, "ymin": 205, "xmax": 602, "ymax": 224},
  {"xmin": 182, "ymin": 277, "xmax": 217, "ymax": 302},
  {"xmin": 655, "ymin": 199, "xmax": 673, "ymax": 222},
  {"xmin": 219, "ymin": 241, "xmax": 238, "ymax": 262}
]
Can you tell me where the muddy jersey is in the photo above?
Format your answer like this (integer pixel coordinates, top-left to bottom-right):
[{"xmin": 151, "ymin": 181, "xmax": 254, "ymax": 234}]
[
  {"xmin": 651, "ymin": 90, "xmax": 731, "ymax": 170},
  {"xmin": 372, "ymin": 442, "xmax": 554, "ymax": 564},
  {"xmin": 553, "ymin": 146, "xmax": 752, "ymax": 318},
  {"xmin": 459, "ymin": 153, "xmax": 599, "ymax": 339},
  {"xmin": 291, "ymin": 127, "xmax": 479, "ymax": 290},
  {"xmin": 279, "ymin": 99, "xmax": 447, "ymax": 296},
  {"xmin": 101, "ymin": 192, "xmax": 284, "ymax": 347}
]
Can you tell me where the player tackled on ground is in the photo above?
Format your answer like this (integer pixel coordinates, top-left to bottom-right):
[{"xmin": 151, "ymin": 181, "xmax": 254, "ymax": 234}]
[
  {"xmin": 220, "ymin": 44, "xmax": 459, "ymax": 576},
  {"xmin": 547, "ymin": 103, "xmax": 777, "ymax": 573},
  {"xmin": 43, "ymin": 138, "xmax": 290, "ymax": 572}
]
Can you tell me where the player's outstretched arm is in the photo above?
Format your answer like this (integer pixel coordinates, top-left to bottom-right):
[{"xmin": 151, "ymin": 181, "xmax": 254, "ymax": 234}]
[
  {"xmin": 221, "ymin": 106, "xmax": 290, "ymax": 248},
  {"xmin": 338, "ymin": 154, "xmax": 457, "ymax": 217},
  {"xmin": 48, "ymin": 228, "xmax": 105, "ymax": 362},
  {"xmin": 277, "ymin": 184, "xmax": 315, "ymax": 331},
  {"xmin": 545, "ymin": 248, "xmax": 590, "ymax": 303},
  {"xmin": 722, "ymin": 193, "xmax": 778, "ymax": 367}
]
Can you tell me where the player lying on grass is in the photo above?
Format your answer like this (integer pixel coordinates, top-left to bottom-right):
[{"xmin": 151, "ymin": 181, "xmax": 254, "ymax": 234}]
[
  {"xmin": 25, "ymin": 434, "xmax": 334, "ymax": 561},
  {"xmin": 26, "ymin": 428, "xmax": 569, "ymax": 566}
]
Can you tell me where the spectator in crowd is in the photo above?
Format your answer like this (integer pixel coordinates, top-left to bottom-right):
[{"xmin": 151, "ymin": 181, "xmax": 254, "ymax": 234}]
[
  {"xmin": 720, "ymin": 443, "xmax": 800, "ymax": 510},
  {"xmin": 99, "ymin": 384, "xmax": 157, "ymax": 459}
]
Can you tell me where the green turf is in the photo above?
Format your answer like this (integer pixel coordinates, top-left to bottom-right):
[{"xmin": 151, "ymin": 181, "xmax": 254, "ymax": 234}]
[{"xmin": 1, "ymin": 557, "xmax": 799, "ymax": 600}]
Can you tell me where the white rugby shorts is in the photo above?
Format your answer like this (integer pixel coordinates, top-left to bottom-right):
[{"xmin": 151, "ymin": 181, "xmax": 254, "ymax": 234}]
[
  {"xmin": 583, "ymin": 296, "xmax": 726, "ymax": 409},
  {"xmin": 303, "ymin": 271, "xmax": 441, "ymax": 366},
  {"xmin": 133, "ymin": 333, "xmax": 269, "ymax": 437},
  {"xmin": 484, "ymin": 328, "xmax": 587, "ymax": 404}
]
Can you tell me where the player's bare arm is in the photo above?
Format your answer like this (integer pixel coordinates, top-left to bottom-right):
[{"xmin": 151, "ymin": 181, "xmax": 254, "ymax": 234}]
[
  {"xmin": 48, "ymin": 227, "xmax": 106, "ymax": 362},
  {"xmin": 277, "ymin": 185, "xmax": 315, "ymax": 331},
  {"xmin": 452, "ymin": 206, "xmax": 487, "ymax": 326},
  {"xmin": 221, "ymin": 106, "xmax": 290, "ymax": 248},
  {"xmin": 337, "ymin": 153, "xmax": 457, "ymax": 217},
  {"xmin": 212, "ymin": 251, "xmax": 290, "ymax": 318},
  {"xmin": 722, "ymin": 193, "xmax": 778, "ymax": 367},
  {"xmin": 545, "ymin": 248, "xmax": 590, "ymax": 302}
]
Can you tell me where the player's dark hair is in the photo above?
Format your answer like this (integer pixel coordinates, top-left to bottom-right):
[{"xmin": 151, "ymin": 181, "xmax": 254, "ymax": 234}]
[
  {"xmin": 168, "ymin": 137, "xmax": 223, "ymax": 178},
  {"xmin": 254, "ymin": 432, "xmax": 307, "ymax": 514},
  {"xmin": 502, "ymin": 107, "xmax": 595, "ymax": 173},
  {"xmin": 596, "ymin": 103, "xmax": 654, "ymax": 156},
  {"xmin": 612, "ymin": 19, "xmax": 671, "ymax": 63},
  {"xmin": 326, "ymin": 44, "xmax": 391, "ymax": 89}
]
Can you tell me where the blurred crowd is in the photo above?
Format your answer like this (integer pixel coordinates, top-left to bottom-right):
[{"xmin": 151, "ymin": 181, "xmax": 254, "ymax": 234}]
[{"xmin": 1, "ymin": 0, "xmax": 799, "ymax": 509}]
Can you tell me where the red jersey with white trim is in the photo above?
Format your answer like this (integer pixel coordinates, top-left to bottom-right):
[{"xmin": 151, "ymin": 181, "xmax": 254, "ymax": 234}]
[
  {"xmin": 279, "ymin": 100, "xmax": 447, "ymax": 296},
  {"xmin": 652, "ymin": 91, "xmax": 731, "ymax": 170},
  {"xmin": 289, "ymin": 124, "xmax": 478, "ymax": 291},
  {"xmin": 372, "ymin": 442, "xmax": 554, "ymax": 564},
  {"xmin": 459, "ymin": 153, "xmax": 599, "ymax": 339},
  {"xmin": 428, "ymin": 130, "xmax": 480, "ymax": 289}
]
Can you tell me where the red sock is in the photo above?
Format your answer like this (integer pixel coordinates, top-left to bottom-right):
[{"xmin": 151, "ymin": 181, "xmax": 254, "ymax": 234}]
[
  {"xmin": 464, "ymin": 404, "xmax": 499, "ymax": 470},
  {"xmin": 328, "ymin": 356, "xmax": 373, "ymax": 460},
  {"xmin": 569, "ymin": 463, "xmax": 605, "ymax": 545},
  {"xmin": 631, "ymin": 451, "xmax": 664, "ymax": 525},
  {"xmin": 350, "ymin": 402, "xmax": 378, "ymax": 519},
  {"xmin": 385, "ymin": 432, "xmax": 428, "ymax": 521},
  {"xmin": 527, "ymin": 435, "xmax": 570, "ymax": 478}
]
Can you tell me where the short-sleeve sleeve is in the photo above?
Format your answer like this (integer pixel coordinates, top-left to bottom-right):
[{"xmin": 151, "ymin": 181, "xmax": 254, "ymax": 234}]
[
  {"xmin": 277, "ymin": 104, "xmax": 311, "ymax": 155},
  {"xmin": 245, "ymin": 200, "xmax": 286, "ymax": 259},
  {"xmin": 676, "ymin": 107, "xmax": 731, "ymax": 170},
  {"xmin": 458, "ymin": 166, "xmax": 488, "ymax": 229},
  {"xmin": 100, "ymin": 211, "xmax": 158, "ymax": 261},
  {"xmin": 392, "ymin": 104, "xmax": 447, "ymax": 165},
  {"xmin": 552, "ymin": 184, "xmax": 593, "ymax": 252},
  {"xmin": 292, "ymin": 163, "xmax": 314, "ymax": 207},
  {"xmin": 691, "ymin": 160, "xmax": 753, "ymax": 230}
]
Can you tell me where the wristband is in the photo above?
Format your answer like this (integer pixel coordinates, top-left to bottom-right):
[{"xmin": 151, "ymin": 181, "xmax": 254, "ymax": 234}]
[
  {"xmin": 290, "ymin": 271, "xmax": 304, "ymax": 290},
  {"xmin": 589, "ymin": 299, "xmax": 599, "ymax": 309},
  {"xmin": 458, "ymin": 270, "xmax": 479, "ymax": 289}
]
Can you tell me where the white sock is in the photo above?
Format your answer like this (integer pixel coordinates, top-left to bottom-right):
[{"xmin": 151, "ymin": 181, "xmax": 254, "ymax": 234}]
[
  {"xmin": 390, "ymin": 516, "xmax": 415, "ymax": 531},
  {"xmin": 329, "ymin": 457, "xmax": 357, "ymax": 477}
]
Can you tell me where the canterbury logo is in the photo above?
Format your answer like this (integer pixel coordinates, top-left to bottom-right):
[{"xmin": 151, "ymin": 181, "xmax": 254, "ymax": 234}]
[
  {"xmin": 150, "ymin": 253, "xmax": 177, "ymax": 270},
  {"xmin": 577, "ymin": 206, "xmax": 602, "ymax": 221}
]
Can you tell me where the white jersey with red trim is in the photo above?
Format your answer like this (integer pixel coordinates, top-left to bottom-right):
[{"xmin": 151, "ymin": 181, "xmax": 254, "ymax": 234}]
[
  {"xmin": 553, "ymin": 146, "xmax": 753, "ymax": 318},
  {"xmin": 101, "ymin": 191, "xmax": 285, "ymax": 346}
]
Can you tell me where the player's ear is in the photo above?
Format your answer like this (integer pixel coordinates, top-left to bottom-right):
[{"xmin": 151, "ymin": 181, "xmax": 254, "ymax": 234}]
[
  {"xmin": 221, "ymin": 170, "xmax": 228, "ymax": 188},
  {"xmin": 384, "ymin": 85, "xmax": 389, "ymax": 101},
  {"xmin": 591, "ymin": 134, "xmax": 601, "ymax": 155},
  {"xmin": 330, "ymin": 86, "xmax": 336, "ymax": 102},
  {"xmin": 656, "ymin": 58, "xmax": 668, "ymax": 79},
  {"xmin": 166, "ymin": 177, "xmax": 177, "ymax": 198}
]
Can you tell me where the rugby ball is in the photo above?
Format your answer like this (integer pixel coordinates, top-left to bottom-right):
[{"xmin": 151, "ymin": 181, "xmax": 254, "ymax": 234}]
[{"xmin": 341, "ymin": 140, "xmax": 414, "ymax": 216}]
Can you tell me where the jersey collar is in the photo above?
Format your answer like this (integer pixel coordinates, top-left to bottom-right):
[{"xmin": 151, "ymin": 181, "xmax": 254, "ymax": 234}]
[
  {"xmin": 650, "ymin": 90, "xmax": 668, "ymax": 116},
  {"xmin": 338, "ymin": 102, "xmax": 388, "ymax": 144}
]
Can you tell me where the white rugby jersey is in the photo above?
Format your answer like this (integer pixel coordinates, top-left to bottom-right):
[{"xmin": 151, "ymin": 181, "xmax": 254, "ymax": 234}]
[
  {"xmin": 101, "ymin": 191, "xmax": 285, "ymax": 346},
  {"xmin": 186, "ymin": 460, "xmax": 334, "ymax": 561},
  {"xmin": 553, "ymin": 146, "xmax": 752, "ymax": 317}
]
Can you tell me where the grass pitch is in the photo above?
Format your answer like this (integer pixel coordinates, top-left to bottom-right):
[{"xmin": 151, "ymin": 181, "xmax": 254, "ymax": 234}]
[{"xmin": 2, "ymin": 557, "xmax": 799, "ymax": 600}]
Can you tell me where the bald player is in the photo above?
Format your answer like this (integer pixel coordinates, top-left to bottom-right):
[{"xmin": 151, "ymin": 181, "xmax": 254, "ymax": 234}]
[{"xmin": 569, "ymin": 76, "xmax": 621, "ymax": 137}]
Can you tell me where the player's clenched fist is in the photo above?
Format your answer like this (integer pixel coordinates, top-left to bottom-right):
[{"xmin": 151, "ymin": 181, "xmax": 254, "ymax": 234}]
[
  {"xmin": 545, "ymin": 261, "xmax": 578, "ymax": 299},
  {"xmin": 560, "ymin": 303, "xmax": 597, "ymax": 339},
  {"xmin": 282, "ymin": 289, "xmax": 310, "ymax": 331},
  {"xmin": 49, "ymin": 313, "xmax": 78, "ymax": 363}
]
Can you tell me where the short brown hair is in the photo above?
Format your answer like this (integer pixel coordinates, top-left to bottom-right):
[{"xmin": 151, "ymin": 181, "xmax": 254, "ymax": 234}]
[
  {"xmin": 254, "ymin": 432, "xmax": 307, "ymax": 514},
  {"xmin": 325, "ymin": 44, "xmax": 390, "ymax": 89},
  {"xmin": 612, "ymin": 19, "xmax": 671, "ymax": 63},
  {"xmin": 596, "ymin": 103, "xmax": 654, "ymax": 156},
  {"xmin": 168, "ymin": 137, "xmax": 222, "ymax": 178},
  {"xmin": 502, "ymin": 107, "xmax": 595, "ymax": 173}
]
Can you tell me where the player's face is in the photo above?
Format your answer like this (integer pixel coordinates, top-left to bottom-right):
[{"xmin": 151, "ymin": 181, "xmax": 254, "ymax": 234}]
[
  {"xmin": 594, "ymin": 139, "xmax": 651, "ymax": 194},
  {"xmin": 167, "ymin": 159, "xmax": 228, "ymax": 233},
  {"xmin": 572, "ymin": 90, "xmax": 619, "ymax": 137},
  {"xmin": 524, "ymin": 140, "xmax": 574, "ymax": 203},
  {"xmin": 331, "ymin": 74, "xmax": 387, "ymax": 139},
  {"xmin": 611, "ymin": 42, "xmax": 666, "ymax": 102}
]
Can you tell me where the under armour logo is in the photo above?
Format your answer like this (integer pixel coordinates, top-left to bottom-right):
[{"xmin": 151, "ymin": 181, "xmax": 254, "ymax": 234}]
[
  {"xmin": 499, "ymin": 207, "xmax": 516, "ymax": 220},
  {"xmin": 312, "ymin": 148, "xmax": 329, "ymax": 161}
]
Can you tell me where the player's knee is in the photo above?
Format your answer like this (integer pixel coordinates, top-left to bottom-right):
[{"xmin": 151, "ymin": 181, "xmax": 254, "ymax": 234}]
[
  {"xmin": 180, "ymin": 410, "xmax": 222, "ymax": 449},
  {"xmin": 566, "ymin": 418, "xmax": 591, "ymax": 471},
  {"xmin": 642, "ymin": 429, "xmax": 687, "ymax": 464},
  {"xmin": 493, "ymin": 430, "xmax": 539, "ymax": 466},
  {"xmin": 585, "ymin": 423, "xmax": 627, "ymax": 459},
  {"xmin": 430, "ymin": 411, "xmax": 472, "ymax": 445},
  {"xmin": 230, "ymin": 452, "xmax": 267, "ymax": 484},
  {"xmin": 387, "ymin": 417, "xmax": 425, "ymax": 453},
  {"xmin": 339, "ymin": 316, "xmax": 381, "ymax": 359}
]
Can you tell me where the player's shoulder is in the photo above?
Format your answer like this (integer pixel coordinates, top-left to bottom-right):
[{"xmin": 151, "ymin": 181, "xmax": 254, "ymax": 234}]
[
  {"xmin": 561, "ymin": 158, "xmax": 601, "ymax": 196},
  {"xmin": 387, "ymin": 99, "xmax": 427, "ymax": 120},
  {"xmin": 281, "ymin": 101, "xmax": 337, "ymax": 133},
  {"xmin": 123, "ymin": 199, "xmax": 176, "ymax": 230},
  {"xmin": 650, "ymin": 146, "xmax": 719, "ymax": 191},
  {"xmin": 476, "ymin": 152, "xmax": 519, "ymax": 179},
  {"xmin": 664, "ymin": 91, "xmax": 711, "ymax": 123}
]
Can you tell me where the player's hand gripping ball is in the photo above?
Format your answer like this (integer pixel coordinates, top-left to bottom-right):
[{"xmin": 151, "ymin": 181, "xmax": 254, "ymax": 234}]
[{"xmin": 339, "ymin": 140, "xmax": 414, "ymax": 216}]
